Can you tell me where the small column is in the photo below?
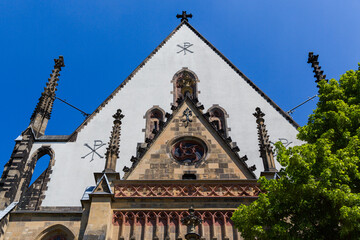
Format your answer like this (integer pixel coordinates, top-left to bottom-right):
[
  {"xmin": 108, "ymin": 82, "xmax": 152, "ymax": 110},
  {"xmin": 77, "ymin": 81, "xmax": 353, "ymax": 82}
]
[
  {"xmin": 104, "ymin": 109, "xmax": 124, "ymax": 173},
  {"xmin": 253, "ymin": 108, "xmax": 277, "ymax": 179},
  {"xmin": 30, "ymin": 56, "xmax": 65, "ymax": 137},
  {"xmin": 181, "ymin": 207, "xmax": 202, "ymax": 240}
]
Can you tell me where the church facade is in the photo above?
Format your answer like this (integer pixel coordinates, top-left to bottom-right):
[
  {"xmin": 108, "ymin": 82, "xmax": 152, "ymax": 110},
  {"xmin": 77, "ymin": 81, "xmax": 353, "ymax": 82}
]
[{"xmin": 0, "ymin": 14, "xmax": 301, "ymax": 240}]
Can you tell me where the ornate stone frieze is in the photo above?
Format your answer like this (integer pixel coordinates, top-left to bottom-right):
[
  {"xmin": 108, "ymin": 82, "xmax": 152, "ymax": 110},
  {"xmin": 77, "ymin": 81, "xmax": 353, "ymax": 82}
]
[{"xmin": 114, "ymin": 181, "xmax": 261, "ymax": 198}]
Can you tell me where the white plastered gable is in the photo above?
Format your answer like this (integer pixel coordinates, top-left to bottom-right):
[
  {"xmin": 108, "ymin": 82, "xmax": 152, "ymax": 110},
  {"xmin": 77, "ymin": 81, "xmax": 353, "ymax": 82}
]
[{"xmin": 40, "ymin": 22, "xmax": 302, "ymax": 207}]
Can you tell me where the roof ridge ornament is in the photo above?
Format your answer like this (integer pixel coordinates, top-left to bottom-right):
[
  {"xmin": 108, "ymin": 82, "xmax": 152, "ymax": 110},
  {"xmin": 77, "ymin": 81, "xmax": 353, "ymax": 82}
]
[{"xmin": 176, "ymin": 11, "xmax": 192, "ymax": 22}]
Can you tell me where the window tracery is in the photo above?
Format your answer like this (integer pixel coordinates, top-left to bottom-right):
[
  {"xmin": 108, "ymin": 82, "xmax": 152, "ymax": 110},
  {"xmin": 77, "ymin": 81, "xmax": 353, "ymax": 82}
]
[
  {"xmin": 144, "ymin": 107, "xmax": 165, "ymax": 140},
  {"xmin": 172, "ymin": 68, "xmax": 199, "ymax": 105},
  {"xmin": 170, "ymin": 137, "xmax": 207, "ymax": 165},
  {"xmin": 207, "ymin": 106, "xmax": 228, "ymax": 137}
]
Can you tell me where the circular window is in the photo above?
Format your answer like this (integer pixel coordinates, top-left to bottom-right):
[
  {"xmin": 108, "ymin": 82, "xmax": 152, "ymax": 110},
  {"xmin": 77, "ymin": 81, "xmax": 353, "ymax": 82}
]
[{"xmin": 171, "ymin": 138, "xmax": 207, "ymax": 164}]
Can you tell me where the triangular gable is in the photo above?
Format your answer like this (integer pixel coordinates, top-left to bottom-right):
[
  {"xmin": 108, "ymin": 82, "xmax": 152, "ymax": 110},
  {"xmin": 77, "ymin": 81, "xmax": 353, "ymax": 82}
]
[
  {"xmin": 124, "ymin": 98, "xmax": 256, "ymax": 180},
  {"xmin": 92, "ymin": 174, "xmax": 112, "ymax": 194},
  {"xmin": 67, "ymin": 21, "xmax": 298, "ymax": 141}
]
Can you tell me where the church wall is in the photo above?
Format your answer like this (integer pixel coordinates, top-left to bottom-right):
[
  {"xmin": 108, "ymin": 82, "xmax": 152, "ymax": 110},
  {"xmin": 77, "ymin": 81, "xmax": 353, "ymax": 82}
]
[
  {"xmin": 1, "ymin": 212, "xmax": 81, "ymax": 240},
  {"xmin": 38, "ymin": 24, "xmax": 301, "ymax": 207}
]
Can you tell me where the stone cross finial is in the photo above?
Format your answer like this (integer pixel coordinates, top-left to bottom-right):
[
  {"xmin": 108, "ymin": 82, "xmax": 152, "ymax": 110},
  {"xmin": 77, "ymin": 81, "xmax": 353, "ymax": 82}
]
[
  {"xmin": 253, "ymin": 108, "xmax": 277, "ymax": 172},
  {"xmin": 30, "ymin": 56, "xmax": 65, "ymax": 137},
  {"xmin": 181, "ymin": 207, "xmax": 202, "ymax": 240},
  {"xmin": 307, "ymin": 52, "xmax": 327, "ymax": 84},
  {"xmin": 177, "ymin": 11, "xmax": 193, "ymax": 22},
  {"xmin": 104, "ymin": 109, "xmax": 124, "ymax": 173}
]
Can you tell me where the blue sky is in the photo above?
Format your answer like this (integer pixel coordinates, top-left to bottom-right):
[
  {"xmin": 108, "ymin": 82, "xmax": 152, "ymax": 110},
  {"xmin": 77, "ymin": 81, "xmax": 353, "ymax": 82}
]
[{"xmin": 1, "ymin": 1, "xmax": 360, "ymax": 181}]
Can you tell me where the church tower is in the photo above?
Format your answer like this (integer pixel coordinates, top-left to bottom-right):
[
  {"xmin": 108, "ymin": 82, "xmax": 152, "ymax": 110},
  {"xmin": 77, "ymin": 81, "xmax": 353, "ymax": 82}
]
[{"xmin": 0, "ymin": 13, "xmax": 302, "ymax": 239}]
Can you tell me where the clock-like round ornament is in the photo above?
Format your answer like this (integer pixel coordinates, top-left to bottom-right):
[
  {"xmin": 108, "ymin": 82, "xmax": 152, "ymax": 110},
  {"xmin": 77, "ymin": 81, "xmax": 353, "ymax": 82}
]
[{"xmin": 171, "ymin": 138, "xmax": 206, "ymax": 164}]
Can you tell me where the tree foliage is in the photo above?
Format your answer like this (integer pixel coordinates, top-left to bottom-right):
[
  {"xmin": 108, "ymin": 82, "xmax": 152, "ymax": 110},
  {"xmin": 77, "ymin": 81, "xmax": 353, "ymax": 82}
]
[{"xmin": 232, "ymin": 66, "xmax": 360, "ymax": 239}]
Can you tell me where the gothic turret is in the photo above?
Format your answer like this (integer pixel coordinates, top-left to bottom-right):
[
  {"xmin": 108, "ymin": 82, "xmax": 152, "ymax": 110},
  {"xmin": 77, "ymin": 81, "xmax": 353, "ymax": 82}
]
[{"xmin": 30, "ymin": 56, "xmax": 65, "ymax": 138}]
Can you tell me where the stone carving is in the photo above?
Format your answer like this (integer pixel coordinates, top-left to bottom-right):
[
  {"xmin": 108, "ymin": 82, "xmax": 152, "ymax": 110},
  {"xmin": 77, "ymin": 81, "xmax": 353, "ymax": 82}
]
[
  {"xmin": 254, "ymin": 107, "xmax": 277, "ymax": 172},
  {"xmin": 181, "ymin": 107, "xmax": 193, "ymax": 128},
  {"xmin": 30, "ymin": 56, "xmax": 65, "ymax": 137},
  {"xmin": 307, "ymin": 52, "xmax": 327, "ymax": 84},
  {"xmin": 181, "ymin": 207, "xmax": 202, "ymax": 240},
  {"xmin": 104, "ymin": 109, "xmax": 124, "ymax": 172},
  {"xmin": 114, "ymin": 182, "xmax": 262, "ymax": 198},
  {"xmin": 171, "ymin": 138, "xmax": 206, "ymax": 165},
  {"xmin": 113, "ymin": 210, "xmax": 234, "ymax": 240}
]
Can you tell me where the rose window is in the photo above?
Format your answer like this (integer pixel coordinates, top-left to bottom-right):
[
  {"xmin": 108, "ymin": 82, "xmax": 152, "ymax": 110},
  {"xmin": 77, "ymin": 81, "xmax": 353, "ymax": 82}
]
[{"xmin": 171, "ymin": 138, "xmax": 206, "ymax": 164}]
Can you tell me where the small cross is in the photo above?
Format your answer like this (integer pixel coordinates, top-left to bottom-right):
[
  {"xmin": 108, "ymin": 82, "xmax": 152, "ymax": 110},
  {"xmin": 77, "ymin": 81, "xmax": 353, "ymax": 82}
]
[{"xmin": 176, "ymin": 11, "xmax": 193, "ymax": 22}]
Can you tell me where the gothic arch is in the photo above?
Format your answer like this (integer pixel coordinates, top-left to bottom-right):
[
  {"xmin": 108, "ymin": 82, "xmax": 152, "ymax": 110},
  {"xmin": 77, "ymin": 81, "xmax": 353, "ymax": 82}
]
[
  {"xmin": 171, "ymin": 68, "xmax": 199, "ymax": 105},
  {"xmin": 25, "ymin": 146, "xmax": 55, "ymax": 186},
  {"xmin": 207, "ymin": 105, "xmax": 229, "ymax": 137},
  {"xmin": 17, "ymin": 146, "xmax": 55, "ymax": 210},
  {"xmin": 35, "ymin": 224, "xmax": 75, "ymax": 240},
  {"xmin": 144, "ymin": 106, "xmax": 165, "ymax": 140}
]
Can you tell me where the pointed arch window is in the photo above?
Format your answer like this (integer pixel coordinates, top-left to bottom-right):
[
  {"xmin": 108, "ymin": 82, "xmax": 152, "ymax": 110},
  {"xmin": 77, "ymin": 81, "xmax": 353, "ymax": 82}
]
[
  {"xmin": 172, "ymin": 68, "xmax": 199, "ymax": 105},
  {"xmin": 144, "ymin": 106, "xmax": 165, "ymax": 140},
  {"xmin": 207, "ymin": 106, "xmax": 229, "ymax": 137},
  {"xmin": 35, "ymin": 224, "xmax": 75, "ymax": 240}
]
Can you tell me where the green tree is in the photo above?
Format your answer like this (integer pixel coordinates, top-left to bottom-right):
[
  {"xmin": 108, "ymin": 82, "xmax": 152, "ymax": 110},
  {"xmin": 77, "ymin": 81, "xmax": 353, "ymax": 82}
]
[{"xmin": 232, "ymin": 66, "xmax": 360, "ymax": 239}]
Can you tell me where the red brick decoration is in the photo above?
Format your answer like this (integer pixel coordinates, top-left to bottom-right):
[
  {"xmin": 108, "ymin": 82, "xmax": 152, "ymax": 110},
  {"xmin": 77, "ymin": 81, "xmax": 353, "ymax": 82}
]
[
  {"xmin": 114, "ymin": 182, "xmax": 262, "ymax": 198},
  {"xmin": 113, "ymin": 210, "xmax": 236, "ymax": 239}
]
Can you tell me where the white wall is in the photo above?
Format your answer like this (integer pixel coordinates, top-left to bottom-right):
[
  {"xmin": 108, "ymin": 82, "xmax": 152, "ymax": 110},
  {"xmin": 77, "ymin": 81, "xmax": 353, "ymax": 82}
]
[{"xmin": 39, "ymin": 24, "xmax": 302, "ymax": 207}]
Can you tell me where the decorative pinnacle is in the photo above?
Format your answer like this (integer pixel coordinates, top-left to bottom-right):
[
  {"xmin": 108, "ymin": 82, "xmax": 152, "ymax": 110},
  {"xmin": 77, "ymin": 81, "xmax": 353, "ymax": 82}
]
[
  {"xmin": 104, "ymin": 109, "xmax": 124, "ymax": 173},
  {"xmin": 253, "ymin": 107, "xmax": 277, "ymax": 172},
  {"xmin": 176, "ymin": 11, "xmax": 193, "ymax": 22},
  {"xmin": 253, "ymin": 107, "xmax": 265, "ymax": 123},
  {"xmin": 30, "ymin": 56, "xmax": 65, "ymax": 137},
  {"xmin": 307, "ymin": 52, "xmax": 327, "ymax": 85},
  {"xmin": 54, "ymin": 56, "xmax": 65, "ymax": 70},
  {"xmin": 181, "ymin": 206, "xmax": 202, "ymax": 240}
]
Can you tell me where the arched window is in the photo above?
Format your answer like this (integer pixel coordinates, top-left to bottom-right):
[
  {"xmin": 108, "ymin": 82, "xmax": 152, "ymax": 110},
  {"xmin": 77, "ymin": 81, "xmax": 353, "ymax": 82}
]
[
  {"xmin": 25, "ymin": 146, "xmax": 54, "ymax": 188},
  {"xmin": 29, "ymin": 154, "xmax": 50, "ymax": 186},
  {"xmin": 18, "ymin": 146, "xmax": 55, "ymax": 210},
  {"xmin": 35, "ymin": 224, "xmax": 75, "ymax": 240},
  {"xmin": 207, "ymin": 105, "xmax": 229, "ymax": 137},
  {"xmin": 172, "ymin": 68, "xmax": 199, "ymax": 105},
  {"xmin": 144, "ymin": 106, "xmax": 165, "ymax": 140}
]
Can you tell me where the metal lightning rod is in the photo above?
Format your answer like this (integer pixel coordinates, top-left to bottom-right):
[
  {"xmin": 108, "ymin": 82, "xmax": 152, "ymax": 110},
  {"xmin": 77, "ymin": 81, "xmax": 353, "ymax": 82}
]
[{"xmin": 287, "ymin": 95, "xmax": 317, "ymax": 115}]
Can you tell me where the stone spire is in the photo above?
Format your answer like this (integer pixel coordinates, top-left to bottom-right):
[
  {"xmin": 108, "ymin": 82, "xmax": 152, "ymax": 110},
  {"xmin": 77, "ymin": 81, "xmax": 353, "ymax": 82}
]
[
  {"xmin": 254, "ymin": 108, "xmax": 277, "ymax": 176},
  {"xmin": 104, "ymin": 109, "xmax": 124, "ymax": 173},
  {"xmin": 30, "ymin": 56, "xmax": 65, "ymax": 137},
  {"xmin": 307, "ymin": 52, "xmax": 327, "ymax": 85}
]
